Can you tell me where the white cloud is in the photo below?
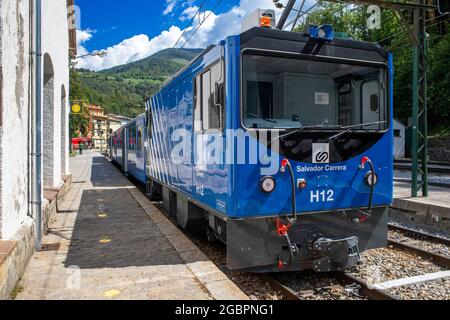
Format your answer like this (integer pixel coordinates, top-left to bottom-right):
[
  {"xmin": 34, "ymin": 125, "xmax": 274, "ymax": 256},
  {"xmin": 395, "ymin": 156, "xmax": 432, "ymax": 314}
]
[
  {"xmin": 77, "ymin": 0, "xmax": 317, "ymax": 71},
  {"xmin": 180, "ymin": 5, "xmax": 199, "ymax": 21},
  {"xmin": 163, "ymin": 0, "xmax": 178, "ymax": 16},
  {"xmin": 77, "ymin": 29, "xmax": 93, "ymax": 44},
  {"xmin": 76, "ymin": 26, "xmax": 184, "ymax": 70}
]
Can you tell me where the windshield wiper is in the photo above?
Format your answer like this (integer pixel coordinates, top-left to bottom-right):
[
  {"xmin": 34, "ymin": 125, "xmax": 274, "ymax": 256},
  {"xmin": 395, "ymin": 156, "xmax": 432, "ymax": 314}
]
[
  {"xmin": 263, "ymin": 118, "xmax": 278, "ymax": 124},
  {"xmin": 327, "ymin": 121, "xmax": 387, "ymax": 142},
  {"xmin": 274, "ymin": 124, "xmax": 340, "ymax": 142},
  {"xmin": 245, "ymin": 111, "xmax": 278, "ymax": 124}
]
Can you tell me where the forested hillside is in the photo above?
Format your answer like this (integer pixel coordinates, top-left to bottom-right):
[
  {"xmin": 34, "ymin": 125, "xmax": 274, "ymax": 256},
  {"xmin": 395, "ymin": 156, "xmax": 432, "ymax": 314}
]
[{"xmin": 70, "ymin": 48, "xmax": 202, "ymax": 118}]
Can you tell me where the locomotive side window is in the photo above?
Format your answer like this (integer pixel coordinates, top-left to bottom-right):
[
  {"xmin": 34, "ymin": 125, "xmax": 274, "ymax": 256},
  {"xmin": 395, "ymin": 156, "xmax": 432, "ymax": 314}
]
[
  {"xmin": 201, "ymin": 70, "xmax": 211, "ymax": 131},
  {"xmin": 210, "ymin": 62, "xmax": 224, "ymax": 130},
  {"xmin": 194, "ymin": 77, "xmax": 202, "ymax": 133}
]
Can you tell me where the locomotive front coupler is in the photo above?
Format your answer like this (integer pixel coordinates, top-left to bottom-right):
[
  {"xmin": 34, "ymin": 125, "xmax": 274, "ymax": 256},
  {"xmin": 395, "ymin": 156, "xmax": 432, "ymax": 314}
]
[{"xmin": 311, "ymin": 236, "xmax": 361, "ymax": 272}]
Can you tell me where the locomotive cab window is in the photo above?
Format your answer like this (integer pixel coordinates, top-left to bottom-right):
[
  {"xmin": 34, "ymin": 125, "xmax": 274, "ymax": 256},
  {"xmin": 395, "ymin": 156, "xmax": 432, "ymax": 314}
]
[
  {"xmin": 242, "ymin": 53, "xmax": 388, "ymax": 131},
  {"xmin": 194, "ymin": 60, "xmax": 225, "ymax": 133}
]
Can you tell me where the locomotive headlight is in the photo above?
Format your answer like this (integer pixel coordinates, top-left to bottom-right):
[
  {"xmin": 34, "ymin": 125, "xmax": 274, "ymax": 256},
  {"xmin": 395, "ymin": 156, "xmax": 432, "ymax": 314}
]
[
  {"xmin": 365, "ymin": 172, "xmax": 379, "ymax": 187},
  {"xmin": 260, "ymin": 176, "xmax": 276, "ymax": 193}
]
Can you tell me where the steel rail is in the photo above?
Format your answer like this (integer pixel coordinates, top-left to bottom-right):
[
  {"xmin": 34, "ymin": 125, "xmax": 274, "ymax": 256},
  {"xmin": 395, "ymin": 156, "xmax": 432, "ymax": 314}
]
[
  {"xmin": 266, "ymin": 272, "xmax": 400, "ymax": 300},
  {"xmin": 333, "ymin": 272, "xmax": 400, "ymax": 300},
  {"xmin": 388, "ymin": 240, "xmax": 450, "ymax": 268},
  {"xmin": 263, "ymin": 275, "xmax": 301, "ymax": 300}
]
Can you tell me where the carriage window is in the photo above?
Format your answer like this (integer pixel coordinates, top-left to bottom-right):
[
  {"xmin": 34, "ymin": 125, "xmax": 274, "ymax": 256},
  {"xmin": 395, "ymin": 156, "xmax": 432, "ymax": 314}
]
[
  {"xmin": 129, "ymin": 128, "xmax": 136, "ymax": 151},
  {"xmin": 137, "ymin": 128, "xmax": 143, "ymax": 152},
  {"xmin": 194, "ymin": 61, "xmax": 225, "ymax": 132}
]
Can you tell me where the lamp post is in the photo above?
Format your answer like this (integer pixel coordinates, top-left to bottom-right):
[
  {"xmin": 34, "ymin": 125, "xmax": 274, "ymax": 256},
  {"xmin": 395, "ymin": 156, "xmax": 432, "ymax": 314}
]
[{"xmin": 70, "ymin": 50, "xmax": 107, "ymax": 68}]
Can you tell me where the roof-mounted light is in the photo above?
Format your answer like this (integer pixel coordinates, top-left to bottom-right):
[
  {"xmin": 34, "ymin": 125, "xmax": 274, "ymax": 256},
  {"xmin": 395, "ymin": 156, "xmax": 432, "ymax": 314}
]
[
  {"xmin": 307, "ymin": 24, "xmax": 334, "ymax": 41},
  {"xmin": 242, "ymin": 9, "xmax": 276, "ymax": 32}
]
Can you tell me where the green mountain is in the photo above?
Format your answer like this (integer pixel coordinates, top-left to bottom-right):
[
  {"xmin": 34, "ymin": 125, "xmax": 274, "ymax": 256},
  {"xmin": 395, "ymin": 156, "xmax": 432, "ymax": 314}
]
[{"xmin": 70, "ymin": 48, "xmax": 203, "ymax": 118}]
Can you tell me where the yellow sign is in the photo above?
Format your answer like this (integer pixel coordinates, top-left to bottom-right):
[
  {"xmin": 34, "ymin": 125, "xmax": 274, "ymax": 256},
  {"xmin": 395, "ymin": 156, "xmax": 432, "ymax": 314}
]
[
  {"xmin": 71, "ymin": 103, "xmax": 82, "ymax": 114},
  {"xmin": 103, "ymin": 289, "xmax": 121, "ymax": 299}
]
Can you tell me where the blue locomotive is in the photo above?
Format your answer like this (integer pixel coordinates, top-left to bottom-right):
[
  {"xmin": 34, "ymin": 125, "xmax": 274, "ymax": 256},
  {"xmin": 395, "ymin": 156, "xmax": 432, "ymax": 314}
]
[{"xmin": 111, "ymin": 21, "xmax": 393, "ymax": 272}]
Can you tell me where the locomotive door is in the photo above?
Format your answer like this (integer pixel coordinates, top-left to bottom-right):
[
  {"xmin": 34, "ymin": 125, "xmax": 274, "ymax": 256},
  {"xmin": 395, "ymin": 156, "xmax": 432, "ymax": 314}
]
[
  {"xmin": 362, "ymin": 80, "xmax": 381, "ymax": 129},
  {"xmin": 192, "ymin": 58, "xmax": 227, "ymax": 212}
]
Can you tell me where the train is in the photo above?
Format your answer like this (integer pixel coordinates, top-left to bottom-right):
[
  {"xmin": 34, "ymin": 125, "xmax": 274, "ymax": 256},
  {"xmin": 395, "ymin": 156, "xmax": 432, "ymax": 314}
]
[{"xmin": 110, "ymin": 12, "xmax": 393, "ymax": 273}]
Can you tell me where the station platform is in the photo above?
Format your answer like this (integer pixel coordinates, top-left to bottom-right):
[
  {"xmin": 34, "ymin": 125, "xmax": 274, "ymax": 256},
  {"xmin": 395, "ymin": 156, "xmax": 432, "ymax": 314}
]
[
  {"xmin": 393, "ymin": 181, "xmax": 450, "ymax": 230},
  {"xmin": 16, "ymin": 151, "xmax": 247, "ymax": 300}
]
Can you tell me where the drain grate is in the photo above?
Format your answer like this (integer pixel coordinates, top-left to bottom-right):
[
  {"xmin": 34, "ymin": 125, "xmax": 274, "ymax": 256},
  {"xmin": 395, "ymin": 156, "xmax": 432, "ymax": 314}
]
[{"xmin": 39, "ymin": 243, "xmax": 61, "ymax": 252}]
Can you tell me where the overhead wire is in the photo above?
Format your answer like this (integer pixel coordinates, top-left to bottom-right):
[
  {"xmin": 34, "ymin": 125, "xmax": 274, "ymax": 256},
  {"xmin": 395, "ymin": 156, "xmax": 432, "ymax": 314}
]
[
  {"xmin": 180, "ymin": 0, "xmax": 225, "ymax": 49},
  {"xmin": 172, "ymin": 0, "xmax": 209, "ymax": 49}
]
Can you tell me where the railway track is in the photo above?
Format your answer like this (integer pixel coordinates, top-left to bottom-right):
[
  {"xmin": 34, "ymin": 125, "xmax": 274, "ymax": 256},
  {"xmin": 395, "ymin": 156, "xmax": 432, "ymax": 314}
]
[
  {"xmin": 265, "ymin": 272, "xmax": 400, "ymax": 300},
  {"xmin": 262, "ymin": 225, "xmax": 450, "ymax": 301},
  {"xmin": 388, "ymin": 224, "xmax": 450, "ymax": 247},
  {"xmin": 388, "ymin": 240, "xmax": 450, "ymax": 268},
  {"xmin": 394, "ymin": 161, "xmax": 450, "ymax": 174},
  {"xmin": 388, "ymin": 223, "xmax": 450, "ymax": 268}
]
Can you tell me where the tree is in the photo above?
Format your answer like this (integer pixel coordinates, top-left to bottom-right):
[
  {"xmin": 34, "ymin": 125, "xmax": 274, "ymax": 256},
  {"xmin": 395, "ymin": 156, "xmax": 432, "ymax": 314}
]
[{"xmin": 70, "ymin": 112, "xmax": 89, "ymax": 138}]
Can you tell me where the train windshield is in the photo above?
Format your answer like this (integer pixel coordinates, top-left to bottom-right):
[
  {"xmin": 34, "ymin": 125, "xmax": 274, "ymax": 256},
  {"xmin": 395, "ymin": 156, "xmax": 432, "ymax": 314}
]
[{"xmin": 242, "ymin": 53, "xmax": 388, "ymax": 131}]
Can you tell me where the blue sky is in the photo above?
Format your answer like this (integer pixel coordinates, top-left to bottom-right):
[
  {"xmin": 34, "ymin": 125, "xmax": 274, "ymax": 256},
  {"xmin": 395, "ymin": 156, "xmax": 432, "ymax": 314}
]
[
  {"xmin": 76, "ymin": 0, "xmax": 238, "ymax": 52},
  {"xmin": 75, "ymin": 0, "xmax": 316, "ymax": 70}
]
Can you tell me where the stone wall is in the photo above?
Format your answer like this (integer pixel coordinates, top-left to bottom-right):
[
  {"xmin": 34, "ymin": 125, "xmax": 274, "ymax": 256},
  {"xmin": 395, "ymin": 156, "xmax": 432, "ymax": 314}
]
[
  {"xmin": 0, "ymin": 2, "xmax": 3, "ymax": 239},
  {"xmin": 0, "ymin": 0, "xmax": 71, "ymax": 300},
  {"xmin": 0, "ymin": 219, "xmax": 35, "ymax": 300},
  {"xmin": 0, "ymin": 0, "xmax": 31, "ymax": 239},
  {"xmin": 0, "ymin": 0, "xmax": 71, "ymax": 238},
  {"xmin": 43, "ymin": 74, "xmax": 55, "ymax": 187},
  {"xmin": 429, "ymin": 138, "xmax": 450, "ymax": 163},
  {"xmin": 0, "ymin": 129, "xmax": 2, "ymax": 240}
]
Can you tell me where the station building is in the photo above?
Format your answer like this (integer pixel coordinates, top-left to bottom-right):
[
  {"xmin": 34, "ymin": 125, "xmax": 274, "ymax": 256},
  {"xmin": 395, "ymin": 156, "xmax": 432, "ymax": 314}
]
[{"xmin": 0, "ymin": 0, "xmax": 75, "ymax": 298}]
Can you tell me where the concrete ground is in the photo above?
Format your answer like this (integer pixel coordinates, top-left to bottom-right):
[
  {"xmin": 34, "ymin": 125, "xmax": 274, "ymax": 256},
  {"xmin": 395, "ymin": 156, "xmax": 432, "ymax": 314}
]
[
  {"xmin": 393, "ymin": 181, "xmax": 450, "ymax": 231},
  {"xmin": 395, "ymin": 182, "xmax": 450, "ymax": 208},
  {"xmin": 16, "ymin": 151, "xmax": 247, "ymax": 300}
]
